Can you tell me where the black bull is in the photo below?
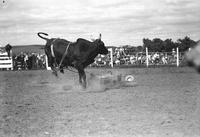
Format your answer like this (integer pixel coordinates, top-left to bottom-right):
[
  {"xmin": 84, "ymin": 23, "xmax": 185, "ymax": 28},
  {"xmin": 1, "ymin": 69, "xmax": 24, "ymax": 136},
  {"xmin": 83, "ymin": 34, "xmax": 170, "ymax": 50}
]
[{"xmin": 37, "ymin": 32, "xmax": 109, "ymax": 88}]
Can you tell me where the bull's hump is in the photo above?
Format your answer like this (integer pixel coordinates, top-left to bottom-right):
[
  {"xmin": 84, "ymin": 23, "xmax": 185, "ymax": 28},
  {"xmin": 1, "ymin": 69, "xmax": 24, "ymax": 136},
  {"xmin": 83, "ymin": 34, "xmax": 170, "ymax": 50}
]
[{"xmin": 77, "ymin": 38, "xmax": 91, "ymax": 43}]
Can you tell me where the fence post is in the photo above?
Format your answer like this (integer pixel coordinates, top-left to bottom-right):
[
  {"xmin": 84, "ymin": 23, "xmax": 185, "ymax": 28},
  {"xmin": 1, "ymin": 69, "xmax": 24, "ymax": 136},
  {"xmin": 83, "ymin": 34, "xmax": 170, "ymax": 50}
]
[
  {"xmin": 146, "ymin": 47, "xmax": 149, "ymax": 67},
  {"xmin": 176, "ymin": 47, "xmax": 179, "ymax": 67},
  {"xmin": 108, "ymin": 48, "xmax": 113, "ymax": 68}
]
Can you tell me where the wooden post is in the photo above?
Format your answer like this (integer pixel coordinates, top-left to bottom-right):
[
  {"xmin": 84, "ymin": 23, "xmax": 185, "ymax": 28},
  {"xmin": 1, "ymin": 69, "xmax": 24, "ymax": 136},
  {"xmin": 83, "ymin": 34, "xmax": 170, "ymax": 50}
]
[
  {"xmin": 176, "ymin": 47, "xmax": 179, "ymax": 67},
  {"xmin": 146, "ymin": 47, "xmax": 149, "ymax": 67}
]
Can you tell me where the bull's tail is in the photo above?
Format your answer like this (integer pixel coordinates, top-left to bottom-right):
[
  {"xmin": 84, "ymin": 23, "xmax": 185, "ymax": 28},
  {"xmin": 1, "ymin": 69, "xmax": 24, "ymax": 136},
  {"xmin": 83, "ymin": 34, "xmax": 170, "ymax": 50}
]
[{"xmin": 37, "ymin": 32, "xmax": 49, "ymax": 41}]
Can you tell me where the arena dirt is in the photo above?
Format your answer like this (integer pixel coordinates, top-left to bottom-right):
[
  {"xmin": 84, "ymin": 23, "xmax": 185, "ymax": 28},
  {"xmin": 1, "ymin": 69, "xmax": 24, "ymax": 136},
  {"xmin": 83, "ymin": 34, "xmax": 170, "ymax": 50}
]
[{"xmin": 0, "ymin": 67, "xmax": 200, "ymax": 137}]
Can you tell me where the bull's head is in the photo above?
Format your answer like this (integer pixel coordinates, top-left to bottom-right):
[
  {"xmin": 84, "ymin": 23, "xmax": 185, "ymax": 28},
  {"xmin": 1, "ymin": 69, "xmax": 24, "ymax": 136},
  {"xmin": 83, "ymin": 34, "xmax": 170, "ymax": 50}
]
[{"xmin": 94, "ymin": 33, "xmax": 108, "ymax": 55}]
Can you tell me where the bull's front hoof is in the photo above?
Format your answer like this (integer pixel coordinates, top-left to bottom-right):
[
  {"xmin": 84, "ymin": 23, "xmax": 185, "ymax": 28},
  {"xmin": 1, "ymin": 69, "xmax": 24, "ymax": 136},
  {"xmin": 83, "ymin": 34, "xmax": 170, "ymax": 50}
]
[
  {"xmin": 81, "ymin": 84, "xmax": 87, "ymax": 89},
  {"xmin": 60, "ymin": 69, "xmax": 64, "ymax": 74}
]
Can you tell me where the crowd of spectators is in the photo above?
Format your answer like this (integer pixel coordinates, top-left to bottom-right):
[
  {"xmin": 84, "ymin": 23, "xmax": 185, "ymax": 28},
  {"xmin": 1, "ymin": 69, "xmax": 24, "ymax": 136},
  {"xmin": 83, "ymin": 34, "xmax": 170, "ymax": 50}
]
[
  {"xmin": 11, "ymin": 48, "xmax": 186, "ymax": 70},
  {"xmin": 13, "ymin": 52, "xmax": 46, "ymax": 70},
  {"xmin": 92, "ymin": 48, "xmax": 186, "ymax": 67}
]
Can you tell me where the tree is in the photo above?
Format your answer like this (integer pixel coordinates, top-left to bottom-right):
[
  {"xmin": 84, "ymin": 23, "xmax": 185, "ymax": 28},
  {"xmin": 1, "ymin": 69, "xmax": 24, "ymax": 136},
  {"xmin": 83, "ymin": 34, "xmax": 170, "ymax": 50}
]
[
  {"xmin": 143, "ymin": 38, "xmax": 153, "ymax": 51},
  {"xmin": 143, "ymin": 36, "xmax": 197, "ymax": 52},
  {"xmin": 143, "ymin": 38, "xmax": 164, "ymax": 52},
  {"xmin": 177, "ymin": 36, "xmax": 197, "ymax": 52},
  {"xmin": 163, "ymin": 39, "xmax": 176, "ymax": 52},
  {"xmin": 152, "ymin": 38, "xmax": 163, "ymax": 52}
]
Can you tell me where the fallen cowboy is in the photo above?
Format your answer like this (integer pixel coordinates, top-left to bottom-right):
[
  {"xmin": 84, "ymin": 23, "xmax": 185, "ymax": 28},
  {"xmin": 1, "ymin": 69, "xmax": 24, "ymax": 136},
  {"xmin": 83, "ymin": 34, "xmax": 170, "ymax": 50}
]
[{"xmin": 87, "ymin": 71, "xmax": 136, "ymax": 91}]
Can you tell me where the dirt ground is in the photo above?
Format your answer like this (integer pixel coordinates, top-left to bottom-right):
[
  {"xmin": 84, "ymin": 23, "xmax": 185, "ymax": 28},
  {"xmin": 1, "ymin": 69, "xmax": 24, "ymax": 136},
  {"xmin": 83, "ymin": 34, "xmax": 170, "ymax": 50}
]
[{"xmin": 0, "ymin": 67, "xmax": 200, "ymax": 137}]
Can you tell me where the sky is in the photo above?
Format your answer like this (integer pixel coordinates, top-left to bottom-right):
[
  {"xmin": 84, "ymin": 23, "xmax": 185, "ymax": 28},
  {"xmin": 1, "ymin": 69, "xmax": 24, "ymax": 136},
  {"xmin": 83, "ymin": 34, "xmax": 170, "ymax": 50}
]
[{"xmin": 0, "ymin": 0, "xmax": 200, "ymax": 47}]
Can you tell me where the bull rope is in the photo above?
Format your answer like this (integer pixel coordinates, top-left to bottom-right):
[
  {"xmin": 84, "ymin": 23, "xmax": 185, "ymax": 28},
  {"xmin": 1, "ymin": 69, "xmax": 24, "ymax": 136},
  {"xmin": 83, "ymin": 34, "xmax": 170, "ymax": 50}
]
[
  {"xmin": 50, "ymin": 39, "xmax": 72, "ymax": 71},
  {"xmin": 58, "ymin": 42, "xmax": 71, "ymax": 69},
  {"xmin": 50, "ymin": 40, "xmax": 90, "ymax": 74},
  {"xmin": 57, "ymin": 41, "xmax": 79, "ymax": 74}
]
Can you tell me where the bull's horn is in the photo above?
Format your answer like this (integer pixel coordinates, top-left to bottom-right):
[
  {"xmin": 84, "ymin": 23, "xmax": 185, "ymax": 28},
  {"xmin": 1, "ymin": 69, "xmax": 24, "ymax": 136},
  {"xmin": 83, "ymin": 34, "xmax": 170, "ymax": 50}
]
[{"xmin": 99, "ymin": 33, "xmax": 102, "ymax": 40}]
